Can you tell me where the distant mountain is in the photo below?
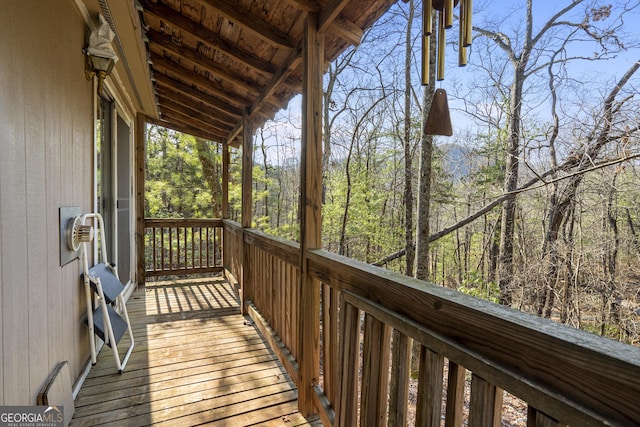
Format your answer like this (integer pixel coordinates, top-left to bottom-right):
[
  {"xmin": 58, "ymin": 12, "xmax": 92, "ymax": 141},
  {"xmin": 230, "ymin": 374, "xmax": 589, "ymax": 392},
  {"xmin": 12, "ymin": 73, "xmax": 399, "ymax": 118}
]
[{"xmin": 437, "ymin": 143, "xmax": 482, "ymax": 181}]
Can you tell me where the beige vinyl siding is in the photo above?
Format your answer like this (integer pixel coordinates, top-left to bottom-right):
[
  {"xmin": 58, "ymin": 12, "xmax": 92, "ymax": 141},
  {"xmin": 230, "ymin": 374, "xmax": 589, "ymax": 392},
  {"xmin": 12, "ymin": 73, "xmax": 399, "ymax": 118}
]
[{"xmin": 1, "ymin": 0, "xmax": 93, "ymax": 404}]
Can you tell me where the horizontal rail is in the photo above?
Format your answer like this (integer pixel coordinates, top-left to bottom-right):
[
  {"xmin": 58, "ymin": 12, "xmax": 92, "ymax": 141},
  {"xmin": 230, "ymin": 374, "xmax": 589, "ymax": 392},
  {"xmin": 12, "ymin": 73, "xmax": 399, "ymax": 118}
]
[
  {"xmin": 145, "ymin": 218, "xmax": 223, "ymax": 227},
  {"xmin": 231, "ymin": 225, "xmax": 640, "ymax": 426},
  {"xmin": 243, "ymin": 228, "xmax": 299, "ymax": 267},
  {"xmin": 307, "ymin": 248, "xmax": 640, "ymax": 426},
  {"xmin": 144, "ymin": 218, "xmax": 223, "ymax": 277}
]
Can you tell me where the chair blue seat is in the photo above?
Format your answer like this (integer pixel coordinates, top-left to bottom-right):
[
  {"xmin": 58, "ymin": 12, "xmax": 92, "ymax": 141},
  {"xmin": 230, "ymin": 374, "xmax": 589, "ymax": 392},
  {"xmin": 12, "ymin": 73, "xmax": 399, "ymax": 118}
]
[
  {"xmin": 86, "ymin": 263, "xmax": 124, "ymax": 304},
  {"xmin": 89, "ymin": 305, "xmax": 128, "ymax": 348}
]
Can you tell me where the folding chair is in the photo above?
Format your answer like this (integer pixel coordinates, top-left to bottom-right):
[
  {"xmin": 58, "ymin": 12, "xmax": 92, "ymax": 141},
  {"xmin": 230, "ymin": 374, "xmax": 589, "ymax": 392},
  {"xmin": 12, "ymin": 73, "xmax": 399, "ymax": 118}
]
[{"xmin": 78, "ymin": 213, "xmax": 134, "ymax": 374}]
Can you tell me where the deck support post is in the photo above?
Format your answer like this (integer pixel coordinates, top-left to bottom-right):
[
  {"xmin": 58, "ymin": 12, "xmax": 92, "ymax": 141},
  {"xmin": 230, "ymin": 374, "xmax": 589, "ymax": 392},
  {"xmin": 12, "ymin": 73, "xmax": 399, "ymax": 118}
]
[
  {"xmin": 241, "ymin": 111, "xmax": 253, "ymax": 315},
  {"xmin": 298, "ymin": 13, "xmax": 323, "ymax": 417},
  {"xmin": 135, "ymin": 112, "xmax": 146, "ymax": 287},
  {"xmin": 222, "ymin": 142, "xmax": 229, "ymax": 220},
  {"xmin": 221, "ymin": 141, "xmax": 229, "ymax": 278}
]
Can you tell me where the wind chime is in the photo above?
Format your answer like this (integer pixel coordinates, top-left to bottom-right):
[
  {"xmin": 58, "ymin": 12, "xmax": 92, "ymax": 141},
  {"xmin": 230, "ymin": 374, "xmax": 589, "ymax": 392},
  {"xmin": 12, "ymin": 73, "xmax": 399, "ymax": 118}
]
[{"xmin": 423, "ymin": 0, "xmax": 473, "ymax": 136}]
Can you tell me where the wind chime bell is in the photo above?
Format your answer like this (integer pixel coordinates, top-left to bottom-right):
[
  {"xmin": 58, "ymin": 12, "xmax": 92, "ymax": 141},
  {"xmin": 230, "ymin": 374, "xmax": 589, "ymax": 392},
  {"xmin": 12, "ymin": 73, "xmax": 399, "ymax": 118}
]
[{"xmin": 422, "ymin": 0, "xmax": 473, "ymax": 136}]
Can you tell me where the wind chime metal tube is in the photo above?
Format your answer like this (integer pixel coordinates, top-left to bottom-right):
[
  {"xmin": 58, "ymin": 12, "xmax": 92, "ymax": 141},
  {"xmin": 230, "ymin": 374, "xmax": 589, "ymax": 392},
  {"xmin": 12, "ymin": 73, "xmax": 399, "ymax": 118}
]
[
  {"xmin": 444, "ymin": 0, "xmax": 454, "ymax": 28},
  {"xmin": 424, "ymin": 0, "xmax": 433, "ymax": 35},
  {"xmin": 422, "ymin": 0, "xmax": 474, "ymax": 136},
  {"xmin": 421, "ymin": 0, "xmax": 474, "ymax": 84},
  {"xmin": 458, "ymin": 0, "xmax": 467, "ymax": 66},
  {"xmin": 463, "ymin": 0, "xmax": 473, "ymax": 46},
  {"xmin": 421, "ymin": 0, "xmax": 432, "ymax": 85},
  {"xmin": 437, "ymin": 8, "xmax": 446, "ymax": 81}
]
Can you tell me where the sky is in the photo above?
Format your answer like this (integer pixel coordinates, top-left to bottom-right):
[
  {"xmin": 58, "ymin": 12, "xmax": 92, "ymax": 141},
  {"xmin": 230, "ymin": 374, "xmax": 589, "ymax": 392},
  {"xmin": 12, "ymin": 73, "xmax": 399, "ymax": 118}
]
[{"xmin": 255, "ymin": 0, "xmax": 640, "ymax": 164}]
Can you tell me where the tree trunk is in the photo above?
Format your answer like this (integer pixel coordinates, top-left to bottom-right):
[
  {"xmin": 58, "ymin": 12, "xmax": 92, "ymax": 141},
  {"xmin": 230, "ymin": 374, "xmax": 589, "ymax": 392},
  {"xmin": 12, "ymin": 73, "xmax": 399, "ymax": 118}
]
[
  {"xmin": 403, "ymin": 0, "xmax": 415, "ymax": 276},
  {"xmin": 415, "ymin": 38, "xmax": 436, "ymax": 282},
  {"xmin": 194, "ymin": 137, "xmax": 222, "ymax": 217},
  {"xmin": 497, "ymin": 62, "xmax": 525, "ymax": 306}
]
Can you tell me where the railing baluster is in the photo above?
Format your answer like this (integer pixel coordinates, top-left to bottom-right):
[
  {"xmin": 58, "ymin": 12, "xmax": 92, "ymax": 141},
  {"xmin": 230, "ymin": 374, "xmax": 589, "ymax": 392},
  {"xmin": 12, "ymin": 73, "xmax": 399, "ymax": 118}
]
[
  {"xmin": 469, "ymin": 374, "xmax": 503, "ymax": 427},
  {"xmin": 152, "ymin": 227, "xmax": 157, "ymax": 272},
  {"xmin": 415, "ymin": 345, "xmax": 444, "ymax": 427},
  {"xmin": 144, "ymin": 219, "xmax": 224, "ymax": 277},
  {"xmin": 172, "ymin": 220, "xmax": 640, "ymax": 427},
  {"xmin": 169, "ymin": 227, "xmax": 173, "ymax": 270},
  {"xmin": 191, "ymin": 226, "xmax": 195, "ymax": 270},
  {"xmin": 160, "ymin": 226, "xmax": 165, "ymax": 271},
  {"xmin": 335, "ymin": 300, "xmax": 360, "ymax": 427},
  {"xmin": 199, "ymin": 226, "xmax": 203, "ymax": 268},
  {"xmin": 204, "ymin": 226, "xmax": 208, "ymax": 267},
  {"xmin": 176, "ymin": 226, "xmax": 181, "ymax": 270},
  {"xmin": 444, "ymin": 361, "xmax": 466, "ymax": 427},
  {"xmin": 321, "ymin": 283, "xmax": 335, "ymax": 402},
  {"xmin": 527, "ymin": 407, "xmax": 567, "ymax": 427},
  {"xmin": 360, "ymin": 313, "xmax": 391, "ymax": 427},
  {"xmin": 389, "ymin": 330, "xmax": 412, "ymax": 427}
]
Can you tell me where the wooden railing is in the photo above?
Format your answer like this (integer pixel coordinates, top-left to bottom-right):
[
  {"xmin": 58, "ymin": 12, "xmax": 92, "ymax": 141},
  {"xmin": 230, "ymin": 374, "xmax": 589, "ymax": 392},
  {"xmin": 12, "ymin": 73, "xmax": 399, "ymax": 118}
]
[
  {"xmin": 144, "ymin": 218, "xmax": 223, "ymax": 277},
  {"xmin": 222, "ymin": 220, "xmax": 640, "ymax": 427}
]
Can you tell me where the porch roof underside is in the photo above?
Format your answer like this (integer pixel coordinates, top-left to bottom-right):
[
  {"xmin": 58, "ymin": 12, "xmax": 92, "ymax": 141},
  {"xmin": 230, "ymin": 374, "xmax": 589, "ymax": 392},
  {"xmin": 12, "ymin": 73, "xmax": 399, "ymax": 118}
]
[{"xmin": 139, "ymin": 0, "xmax": 399, "ymax": 147}]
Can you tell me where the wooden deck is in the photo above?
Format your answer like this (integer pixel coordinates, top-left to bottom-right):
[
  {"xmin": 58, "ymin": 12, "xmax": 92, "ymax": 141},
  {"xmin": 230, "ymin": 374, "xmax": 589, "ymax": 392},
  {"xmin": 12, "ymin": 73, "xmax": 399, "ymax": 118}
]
[{"xmin": 71, "ymin": 277, "xmax": 320, "ymax": 426}]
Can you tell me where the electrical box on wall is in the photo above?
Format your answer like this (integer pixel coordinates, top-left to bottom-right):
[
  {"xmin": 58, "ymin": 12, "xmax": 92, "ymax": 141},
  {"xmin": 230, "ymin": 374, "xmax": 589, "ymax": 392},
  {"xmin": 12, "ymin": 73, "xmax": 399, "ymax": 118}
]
[{"xmin": 59, "ymin": 206, "xmax": 82, "ymax": 266}]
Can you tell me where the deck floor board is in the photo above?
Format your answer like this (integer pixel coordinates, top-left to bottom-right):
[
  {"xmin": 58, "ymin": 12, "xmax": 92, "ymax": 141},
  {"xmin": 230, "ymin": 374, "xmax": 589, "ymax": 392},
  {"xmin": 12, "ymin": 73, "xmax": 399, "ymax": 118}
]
[{"xmin": 71, "ymin": 277, "xmax": 320, "ymax": 427}]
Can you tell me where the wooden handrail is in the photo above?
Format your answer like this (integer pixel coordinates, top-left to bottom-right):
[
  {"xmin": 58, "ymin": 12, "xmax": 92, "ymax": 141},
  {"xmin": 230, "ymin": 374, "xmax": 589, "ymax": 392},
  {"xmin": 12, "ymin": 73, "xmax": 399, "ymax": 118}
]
[
  {"xmin": 226, "ymin": 225, "xmax": 640, "ymax": 427},
  {"xmin": 145, "ymin": 218, "xmax": 224, "ymax": 227},
  {"xmin": 307, "ymin": 248, "xmax": 640, "ymax": 426},
  {"xmin": 144, "ymin": 218, "xmax": 223, "ymax": 277}
]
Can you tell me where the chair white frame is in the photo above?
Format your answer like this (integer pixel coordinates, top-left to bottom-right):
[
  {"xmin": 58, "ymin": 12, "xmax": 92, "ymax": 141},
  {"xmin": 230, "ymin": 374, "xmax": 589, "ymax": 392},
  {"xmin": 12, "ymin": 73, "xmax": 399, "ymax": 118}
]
[{"xmin": 80, "ymin": 212, "xmax": 134, "ymax": 373}]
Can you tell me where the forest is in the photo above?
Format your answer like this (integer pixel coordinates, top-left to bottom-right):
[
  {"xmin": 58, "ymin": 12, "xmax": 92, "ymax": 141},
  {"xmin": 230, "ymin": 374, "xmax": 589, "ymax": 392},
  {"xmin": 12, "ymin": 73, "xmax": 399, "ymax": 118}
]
[{"xmin": 145, "ymin": 0, "xmax": 640, "ymax": 345}]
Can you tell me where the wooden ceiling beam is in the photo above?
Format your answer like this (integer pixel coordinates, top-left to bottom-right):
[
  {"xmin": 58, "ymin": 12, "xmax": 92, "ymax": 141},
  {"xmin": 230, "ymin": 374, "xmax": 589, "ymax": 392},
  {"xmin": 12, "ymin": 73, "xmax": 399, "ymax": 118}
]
[
  {"xmin": 157, "ymin": 93, "xmax": 234, "ymax": 130},
  {"xmin": 147, "ymin": 116, "xmax": 229, "ymax": 144},
  {"xmin": 143, "ymin": 1, "xmax": 278, "ymax": 75},
  {"xmin": 226, "ymin": 43, "xmax": 303, "ymax": 144},
  {"xmin": 147, "ymin": 29, "xmax": 261, "ymax": 96},
  {"xmin": 281, "ymin": 0, "xmax": 362, "ymax": 45},
  {"xmin": 158, "ymin": 96, "xmax": 231, "ymax": 133},
  {"xmin": 151, "ymin": 53, "xmax": 251, "ymax": 108},
  {"xmin": 153, "ymin": 73, "xmax": 243, "ymax": 119},
  {"xmin": 155, "ymin": 79, "xmax": 239, "ymax": 124},
  {"xmin": 200, "ymin": 0, "xmax": 296, "ymax": 49},
  {"xmin": 159, "ymin": 107, "xmax": 228, "ymax": 139},
  {"xmin": 318, "ymin": 0, "xmax": 350, "ymax": 33},
  {"xmin": 330, "ymin": 15, "xmax": 363, "ymax": 46},
  {"xmin": 282, "ymin": 0, "xmax": 321, "ymax": 12}
]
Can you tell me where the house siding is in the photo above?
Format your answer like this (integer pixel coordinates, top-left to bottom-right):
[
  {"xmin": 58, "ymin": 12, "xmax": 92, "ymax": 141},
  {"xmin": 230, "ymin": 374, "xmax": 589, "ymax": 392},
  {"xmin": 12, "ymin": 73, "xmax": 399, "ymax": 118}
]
[{"xmin": 0, "ymin": 0, "xmax": 93, "ymax": 404}]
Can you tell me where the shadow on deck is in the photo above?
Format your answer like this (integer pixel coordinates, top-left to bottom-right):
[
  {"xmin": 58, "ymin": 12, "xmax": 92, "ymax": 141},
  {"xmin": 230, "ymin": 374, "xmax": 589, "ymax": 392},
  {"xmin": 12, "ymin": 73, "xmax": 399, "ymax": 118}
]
[{"xmin": 71, "ymin": 276, "xmax": 321, "ymax": 426}]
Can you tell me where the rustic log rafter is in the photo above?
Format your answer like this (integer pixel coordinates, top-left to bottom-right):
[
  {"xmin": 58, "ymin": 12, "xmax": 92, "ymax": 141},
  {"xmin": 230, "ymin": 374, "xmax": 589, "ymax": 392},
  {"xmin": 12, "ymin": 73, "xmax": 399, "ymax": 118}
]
[
  {"xmin": 147, "ymin": 29, "xmax": 261, "ymax": 96},
  {"xmin": 226, "ymin": 45, "xmax": 303, "ymax": 144},
  {"xmin": 150, "ymin": 51, "xmax": 286, "ymax": 141},
  {"xmin": 156, "ymin": 75, "xmax": 241, "ymax": 126},
  {"xmin": 318, "ymin": 0, "xmax": 350, "ymax": 33},
  {"xmin": 158, "ymin": 108, "xmax": 226, "ymax": 139},
  {"xmin": 146, "ymin": 116, "xmax": 228, "ymax": 144},
  {"xmin": 143, "ymin": 1, "xmax": 279, "ymax": 75},
  {"xmin": 154, "ymin": 73, "xmax": 243, "ymax": 119},
  {"xmin": 282, "ymin": 0, "xmax": 363, "ymax": 44},
  {"xmin": 201, "ymin": 0, "xmax": 297, "ymax": 49},
  {"xmin": 150, "ymin": 53, "xmax": 252, "ymax": 107},
  {"xmin": 157, "ymin": 95, "xmax": 230, "ymax": 133},
  {"xmin": 225, "ymin": 0, "xmax": 357, "ymax": 144},
  {"xmin": 141, "ymin": 0, "xmax": 364, "ymax": 145}
]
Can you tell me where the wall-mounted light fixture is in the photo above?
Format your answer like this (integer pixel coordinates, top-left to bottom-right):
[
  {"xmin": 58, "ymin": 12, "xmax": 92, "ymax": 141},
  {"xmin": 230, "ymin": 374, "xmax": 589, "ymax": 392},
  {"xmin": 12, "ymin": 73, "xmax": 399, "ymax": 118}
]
[{"xmin": 85, "ymin": 15, "xmax": 118, "ymax": 96}]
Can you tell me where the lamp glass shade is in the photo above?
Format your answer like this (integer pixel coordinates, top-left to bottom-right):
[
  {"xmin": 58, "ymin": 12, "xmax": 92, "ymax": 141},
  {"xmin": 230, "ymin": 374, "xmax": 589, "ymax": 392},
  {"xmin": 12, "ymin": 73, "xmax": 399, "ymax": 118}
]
[{"xmin": 87, "ymin": 54, "xmax": 115, "ymax": 75}]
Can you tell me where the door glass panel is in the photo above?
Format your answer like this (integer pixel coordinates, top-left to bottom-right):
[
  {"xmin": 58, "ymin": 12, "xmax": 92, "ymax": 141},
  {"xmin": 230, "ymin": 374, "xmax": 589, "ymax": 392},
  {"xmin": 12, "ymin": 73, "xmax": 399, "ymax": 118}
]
[
  {"xmin": 116, "ymin": 114, "xmax": 131, "ymax": 282},
  {"xmin": 96, "ymin": 97, "xmax": 113, "ymax": 263}
]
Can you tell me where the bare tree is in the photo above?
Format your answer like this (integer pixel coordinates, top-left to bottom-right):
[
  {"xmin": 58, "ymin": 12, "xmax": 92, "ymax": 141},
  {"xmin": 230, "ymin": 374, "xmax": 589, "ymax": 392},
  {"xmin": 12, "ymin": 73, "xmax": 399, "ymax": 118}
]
[{"xmin": 473, "ymin": 0, "xmax": 632, "ymax": 305}]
